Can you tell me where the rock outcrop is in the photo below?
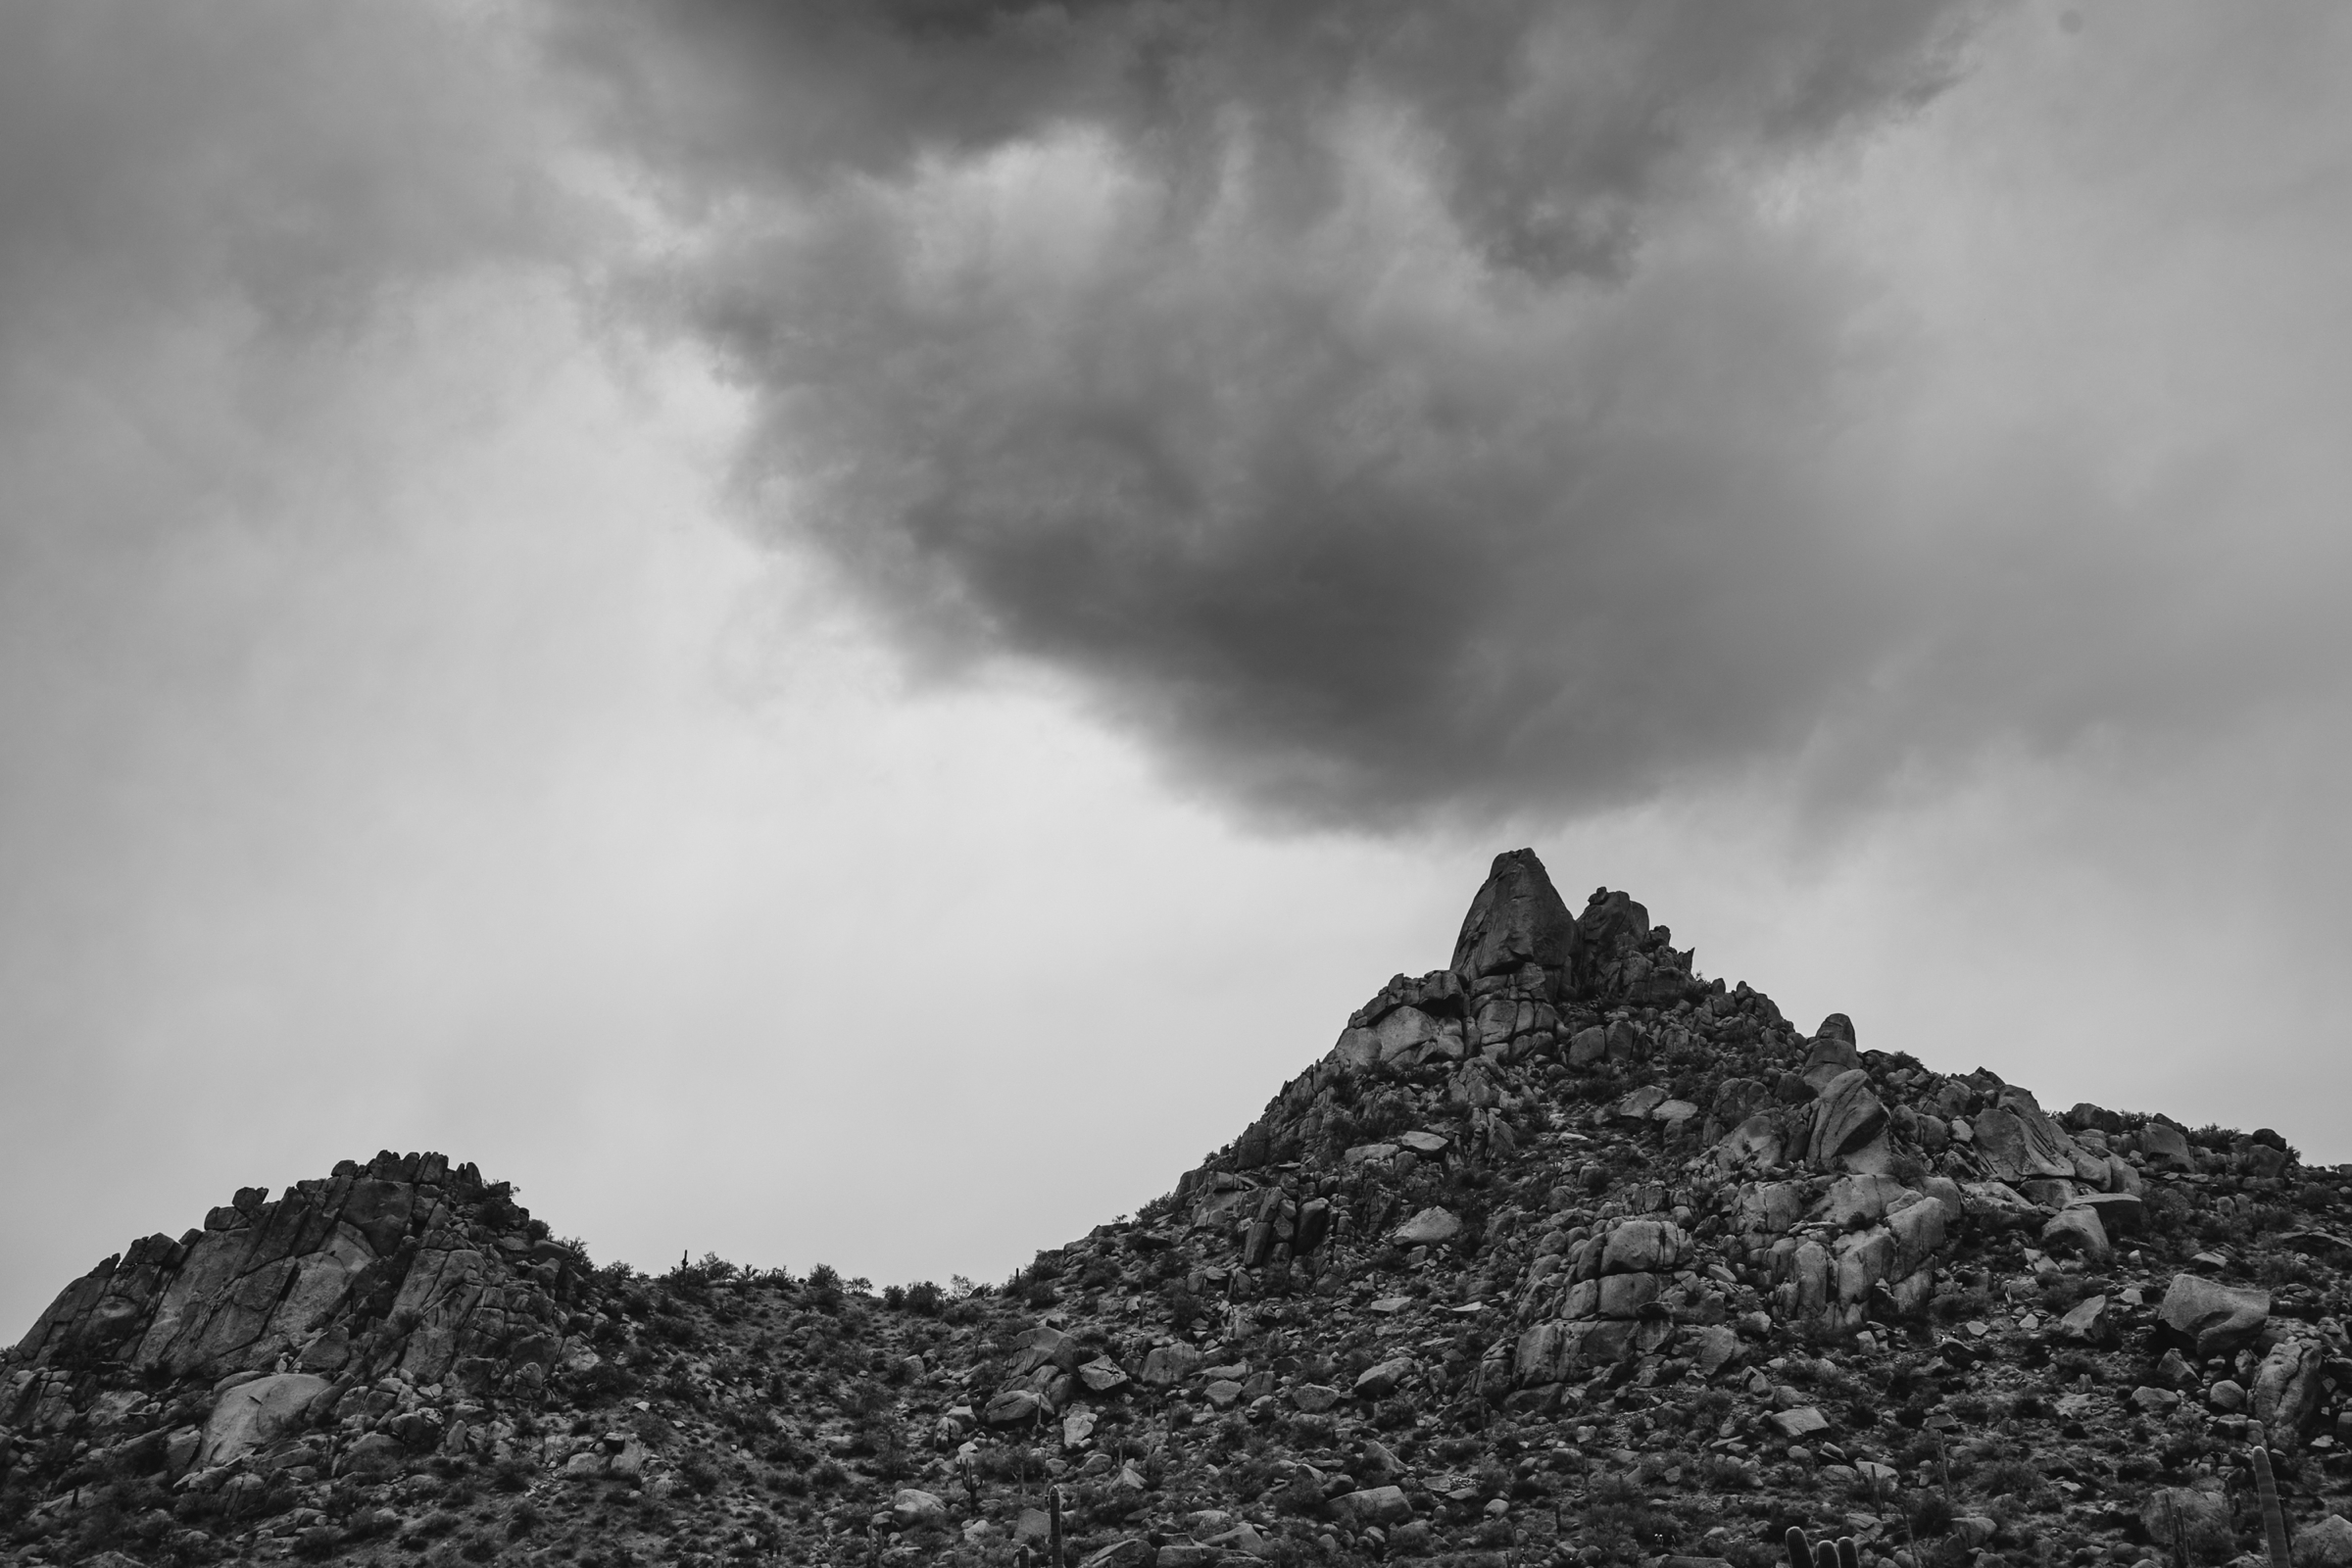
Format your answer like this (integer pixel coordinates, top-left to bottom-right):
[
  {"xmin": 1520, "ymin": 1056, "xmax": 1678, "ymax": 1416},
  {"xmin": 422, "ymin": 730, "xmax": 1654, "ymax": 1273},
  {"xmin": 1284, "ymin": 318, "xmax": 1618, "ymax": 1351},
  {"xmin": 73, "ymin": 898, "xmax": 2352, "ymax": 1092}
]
[
  {"xmin": 8, "ymin": 850, "xmax": 2352, "ymax": 1568},
  {"xmin": 10, "ymin": 1151, "xmax": 593, "ymax": 1398}
]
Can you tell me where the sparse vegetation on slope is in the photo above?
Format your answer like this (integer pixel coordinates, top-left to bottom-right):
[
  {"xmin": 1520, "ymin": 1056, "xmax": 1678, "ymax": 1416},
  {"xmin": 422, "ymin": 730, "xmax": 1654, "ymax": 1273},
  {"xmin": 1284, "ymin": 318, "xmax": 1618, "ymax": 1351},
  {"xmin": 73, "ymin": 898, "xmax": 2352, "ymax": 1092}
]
[{"xmin": 9, "ymin": 851, "xmax": 2352, "ymax": 1568}]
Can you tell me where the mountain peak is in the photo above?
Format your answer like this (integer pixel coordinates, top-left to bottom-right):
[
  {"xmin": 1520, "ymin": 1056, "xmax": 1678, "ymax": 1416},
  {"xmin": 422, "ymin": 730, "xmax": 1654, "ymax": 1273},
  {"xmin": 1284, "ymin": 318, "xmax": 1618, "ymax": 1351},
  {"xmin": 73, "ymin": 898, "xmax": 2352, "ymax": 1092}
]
[
  {"xmin": 4, "ymin": 853, "xmax": 2342, "ymax": 1568},
  {"xmin": 1448, "ymin": 848, "xmax": 1575, "ymax": 988}
]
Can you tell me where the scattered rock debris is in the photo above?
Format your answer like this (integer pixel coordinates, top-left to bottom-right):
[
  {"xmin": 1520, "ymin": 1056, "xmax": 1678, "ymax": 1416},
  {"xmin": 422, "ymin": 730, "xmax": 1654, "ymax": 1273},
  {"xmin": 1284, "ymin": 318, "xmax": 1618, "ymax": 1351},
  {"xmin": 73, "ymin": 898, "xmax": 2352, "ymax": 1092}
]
[{"xmin": 7, "ymin": 849, "xmax": 2351, "ymax": 1568}]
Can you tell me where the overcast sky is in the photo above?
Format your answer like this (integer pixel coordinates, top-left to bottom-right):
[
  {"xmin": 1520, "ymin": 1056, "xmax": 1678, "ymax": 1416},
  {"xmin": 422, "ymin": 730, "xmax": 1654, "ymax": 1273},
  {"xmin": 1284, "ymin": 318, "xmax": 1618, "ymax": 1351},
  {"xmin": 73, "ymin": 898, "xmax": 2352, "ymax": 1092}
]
[{"xmin": 6, "ymin": 1, "xmax": 2352, "ymax": 1338}]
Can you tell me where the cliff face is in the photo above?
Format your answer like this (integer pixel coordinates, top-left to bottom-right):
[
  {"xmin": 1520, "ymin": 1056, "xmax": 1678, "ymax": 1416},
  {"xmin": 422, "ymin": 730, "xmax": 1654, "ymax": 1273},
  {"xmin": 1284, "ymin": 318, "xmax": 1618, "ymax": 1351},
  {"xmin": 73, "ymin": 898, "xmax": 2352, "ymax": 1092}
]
[{"xmin": 6, "ymin": 849, "xmax": 2350, "ymax": 1568}]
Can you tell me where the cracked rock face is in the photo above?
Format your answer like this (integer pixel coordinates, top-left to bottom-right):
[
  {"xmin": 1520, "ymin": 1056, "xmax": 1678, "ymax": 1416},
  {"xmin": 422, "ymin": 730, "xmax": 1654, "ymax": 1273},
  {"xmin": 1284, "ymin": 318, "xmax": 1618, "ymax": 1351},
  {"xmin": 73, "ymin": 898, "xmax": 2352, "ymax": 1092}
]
[
  {"xmin": 1451, "ymin": 849, "xmax": 1579, "ymax": 990},
  {"xmin": 9, "ymin": 850, "xmax": 2352, "ymax": 1568},
  {"xmin": 10, "ymin": 1149, "xmax": 595, "ymax": 1399}
]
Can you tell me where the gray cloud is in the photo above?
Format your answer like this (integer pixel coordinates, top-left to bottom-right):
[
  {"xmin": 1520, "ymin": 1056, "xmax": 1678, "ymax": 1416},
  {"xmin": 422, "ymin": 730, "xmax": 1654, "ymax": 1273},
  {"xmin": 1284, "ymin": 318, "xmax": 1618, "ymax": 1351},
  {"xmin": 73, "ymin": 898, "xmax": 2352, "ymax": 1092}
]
[
  {"xmin": 554, "ymin": 1, "xmax": 2352, "ymax": 831},
  {"xmin": 549, "ymin": 0, "xmax": 2038, "ymax": 825}
]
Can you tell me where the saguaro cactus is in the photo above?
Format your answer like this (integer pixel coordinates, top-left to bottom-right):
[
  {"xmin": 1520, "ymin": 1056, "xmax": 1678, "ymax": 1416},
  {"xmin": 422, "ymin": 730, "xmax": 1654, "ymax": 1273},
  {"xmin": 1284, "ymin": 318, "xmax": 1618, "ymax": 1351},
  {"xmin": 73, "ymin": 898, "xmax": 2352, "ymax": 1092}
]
[
  {"xmin": 1049, "ymin": 1483, "xmax": 1065, "ymax": 1568},
  {"xmin": 1786, "ymin": 1526, "xmax": 1860, "ymax": 1568},
  {"xmin": 2250, "ymin": 1423, "xmax": 2291, "ymax": 1568}
]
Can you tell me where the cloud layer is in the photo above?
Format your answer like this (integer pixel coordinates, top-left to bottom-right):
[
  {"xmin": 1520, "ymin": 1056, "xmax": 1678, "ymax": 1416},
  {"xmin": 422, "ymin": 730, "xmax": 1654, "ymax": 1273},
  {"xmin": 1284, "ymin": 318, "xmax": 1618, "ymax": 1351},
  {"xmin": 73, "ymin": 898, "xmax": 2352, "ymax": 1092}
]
[
  {"xmin": 547, "ymin": 1, "xmax": 2007, "ymax": 824},
  {"xmin": 552, "ymin": 0, "xmax": 2352, "ymax": 831}
]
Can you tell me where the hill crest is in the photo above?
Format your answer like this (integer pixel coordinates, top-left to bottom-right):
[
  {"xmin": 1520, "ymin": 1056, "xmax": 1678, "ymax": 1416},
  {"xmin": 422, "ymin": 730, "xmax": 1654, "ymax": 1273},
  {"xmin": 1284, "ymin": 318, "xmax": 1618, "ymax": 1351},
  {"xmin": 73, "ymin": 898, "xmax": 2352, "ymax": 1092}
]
[{"xmin": 6, "ymin": 849, "xmax": 2348, "ymax": 1568}]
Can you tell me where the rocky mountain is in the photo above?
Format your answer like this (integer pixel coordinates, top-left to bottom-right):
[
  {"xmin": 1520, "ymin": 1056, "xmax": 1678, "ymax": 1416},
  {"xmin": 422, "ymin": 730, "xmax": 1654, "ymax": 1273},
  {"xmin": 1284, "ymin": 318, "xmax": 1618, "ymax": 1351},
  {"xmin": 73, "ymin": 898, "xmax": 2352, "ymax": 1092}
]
[{"xmin": 9, "ymin": 849, "xmax": 2352, "ymax": 1568}]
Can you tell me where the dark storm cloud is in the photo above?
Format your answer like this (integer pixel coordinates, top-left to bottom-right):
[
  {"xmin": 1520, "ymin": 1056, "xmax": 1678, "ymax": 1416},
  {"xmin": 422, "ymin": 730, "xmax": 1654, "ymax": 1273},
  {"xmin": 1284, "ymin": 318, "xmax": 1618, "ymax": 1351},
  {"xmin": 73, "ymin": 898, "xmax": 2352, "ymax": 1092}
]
[{"xmin": 549, "ymin": 0, "xmax": 2054, "ymax": 825}]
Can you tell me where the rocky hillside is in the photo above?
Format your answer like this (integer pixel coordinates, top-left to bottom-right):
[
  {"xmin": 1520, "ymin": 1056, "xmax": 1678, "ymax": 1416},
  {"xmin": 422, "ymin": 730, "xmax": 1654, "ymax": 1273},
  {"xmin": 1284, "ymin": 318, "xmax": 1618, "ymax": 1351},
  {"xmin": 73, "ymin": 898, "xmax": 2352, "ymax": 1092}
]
[{"xmin": 9, "ymin": 850, "xmax": 2352, "ymax": 1568}]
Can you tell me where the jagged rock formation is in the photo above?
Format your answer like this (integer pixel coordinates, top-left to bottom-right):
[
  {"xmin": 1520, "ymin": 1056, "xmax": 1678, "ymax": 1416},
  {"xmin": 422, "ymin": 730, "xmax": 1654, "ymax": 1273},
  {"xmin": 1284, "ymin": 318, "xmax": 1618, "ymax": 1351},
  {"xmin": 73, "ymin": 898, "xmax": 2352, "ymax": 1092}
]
[
  {"xmin": 10, "ymin": 1152, "xmax": 593, "ymax": 1417},
  {"xmin": 8, "ymin": 849, "xmax": 2352, "ymax": 1568}
]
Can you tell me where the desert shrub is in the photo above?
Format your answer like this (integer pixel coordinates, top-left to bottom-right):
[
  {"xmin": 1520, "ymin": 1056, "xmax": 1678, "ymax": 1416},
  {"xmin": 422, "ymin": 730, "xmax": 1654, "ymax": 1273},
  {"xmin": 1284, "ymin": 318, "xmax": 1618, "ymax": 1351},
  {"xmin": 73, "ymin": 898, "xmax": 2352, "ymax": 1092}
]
[
  {"xmin": 1909, "ymin": 1491, "xmax": 1954, "ymax": 1536},
  {"xmin": 1689, "ymin": 1387, "xmax": 1738, "ymax": 1426},
  {"xmin": 292, "ymin": 1523, "xmax": 344, "ymax": 1559},
  {"xmin": 2178, "ymin": 1508, "xmax": 2238, "ymax": 1566},
  {"xmin": 646, "ymin": 1309, "xmax": 700, "ymax": 1348},
  {"xmin": 1584, "ymin": 1473, "xmax": 1686, "ymax": 1557},
  {"xmin": 572, "ymin": 1362, "xmax": 641, "ymax": 1406},
  {"xmin": 1285, "ymin": 1414, "xmax": 1337, "ymax": 1448},
  {"xmin": 675, "ymin": 1451, "xmax": 722, "ymax": 1496},
  {"xmin": 2258, "ymin": 1252, "xmax": 2315, "ymax": 1290},
  {"xmin": 2037, "ymin": 1274, "xmax": 2087, "ymax": 1313},
  {"xmin": 806, "ymin": 1264, "xmax": 844, "ymax": 1314},
  {"xmin": 1931, "ymin": 1290, "xmax": 1991, "ymax": 1323},
  {"xmin": 412, "ymin": 1509, "xmax": 466, "ymax": 1541},
  {"xmin": 1695, "ymin": 1453, "xmax": 1754, "ymax": 1491},
  {"xmin": 1975, "ymin": 1459, "xmax": 2053, "ymax": 1510}
]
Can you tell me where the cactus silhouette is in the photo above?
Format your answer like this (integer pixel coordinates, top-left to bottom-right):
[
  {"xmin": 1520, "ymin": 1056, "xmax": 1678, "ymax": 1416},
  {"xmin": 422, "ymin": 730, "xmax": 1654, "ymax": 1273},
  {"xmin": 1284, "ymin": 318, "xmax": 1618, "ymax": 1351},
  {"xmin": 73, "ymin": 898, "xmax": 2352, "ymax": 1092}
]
[
  {"xmin": 2250, "ymin": 1423, "xmax": 2291, "ymax": 1568},
  {"xmin": 1787, "ymin": 1525, "xmax": 1859, "ymax": 1568}
]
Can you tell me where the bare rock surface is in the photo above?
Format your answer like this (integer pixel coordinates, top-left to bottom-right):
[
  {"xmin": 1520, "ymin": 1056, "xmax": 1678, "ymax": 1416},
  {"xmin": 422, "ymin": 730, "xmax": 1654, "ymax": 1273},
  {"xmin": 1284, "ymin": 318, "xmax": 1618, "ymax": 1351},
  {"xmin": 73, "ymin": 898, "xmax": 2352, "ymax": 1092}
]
[{"xmin": 9, "ymin": 849, "xmax": 2352, "ymax": 1568}]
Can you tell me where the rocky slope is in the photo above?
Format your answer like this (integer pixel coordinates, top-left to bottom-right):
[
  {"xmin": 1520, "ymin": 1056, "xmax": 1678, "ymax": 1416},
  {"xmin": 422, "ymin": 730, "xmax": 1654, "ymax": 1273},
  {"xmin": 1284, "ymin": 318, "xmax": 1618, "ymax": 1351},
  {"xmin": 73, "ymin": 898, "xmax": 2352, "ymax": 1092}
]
[{"xmin": 9, "ymin": 850, "xmax": 2352, "ymax": 1568}]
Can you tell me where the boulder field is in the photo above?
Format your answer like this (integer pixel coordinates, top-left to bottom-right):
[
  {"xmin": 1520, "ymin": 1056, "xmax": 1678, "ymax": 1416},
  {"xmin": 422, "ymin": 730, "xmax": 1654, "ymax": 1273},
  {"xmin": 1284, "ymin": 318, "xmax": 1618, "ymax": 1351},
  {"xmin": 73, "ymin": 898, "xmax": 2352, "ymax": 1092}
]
[{"xmin": 6, "ymin": 849, "xmax": 2351, "ymax": 1568}]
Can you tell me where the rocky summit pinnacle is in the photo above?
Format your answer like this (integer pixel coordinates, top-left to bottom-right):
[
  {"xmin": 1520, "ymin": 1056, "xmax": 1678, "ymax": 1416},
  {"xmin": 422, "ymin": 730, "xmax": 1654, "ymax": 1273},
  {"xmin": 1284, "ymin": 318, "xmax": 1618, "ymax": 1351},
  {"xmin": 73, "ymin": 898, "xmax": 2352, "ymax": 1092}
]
[
  {"xmin": 7, "ymin": 856, "xmax": 2351, "ymax": 1568},
  {"xmin": 1449, "ymin": 849, "xmax": 1576, "ymax": 990}
]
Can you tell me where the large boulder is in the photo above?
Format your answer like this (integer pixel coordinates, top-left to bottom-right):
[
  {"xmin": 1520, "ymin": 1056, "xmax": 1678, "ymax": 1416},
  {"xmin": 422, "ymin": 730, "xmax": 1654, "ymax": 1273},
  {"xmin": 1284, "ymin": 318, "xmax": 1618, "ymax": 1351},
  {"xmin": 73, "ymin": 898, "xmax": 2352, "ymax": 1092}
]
[
  {"xmin": 2253, "ymin": 1339, "xmax": 2331, "ymax": 1447},
  {"xmin": 1450, "ymin": 850, "xmax": 1576, "ymax": 988},
  {"xmin": 2139, "ymin": 1121, "xmax": 2198, "ymax": 1171},
  {"xmin": 2041, "ymin": 1205, "xmax": 2113, "ymax": 1266},
  {"xmin": 1808, "ymin": 1071, "xmax": 1889, "ymax": 1169},
  {"xmin": 1330, "ymin": 1486, "xmax": 1413, "ymax": 1528},
  {"xmin": 2296, "ymin": 1514, "xmax": 2352, "ymax": 1568},
  {"xmin": 1711, "ymin": 1114, "xmax": 1787, "ymax": 1176},
  {"xmin": 1571, "ymin": 889, "xmax": 1651, "ymax": 996},
  {"xmin": 2074, "ymin": 1191, "xmax": 2145, "ymax": 1236},
  {"xmin": 1139, "ymin": 1344, "xmax": 1203, "ymax": 1387},
  {"xmin": 1960, "ymin": 1181, "xmax": 2043, "ymax": 1231},
  {"xmin": 1600, "ymin": 1220, "xmax": 1690, "ymax": 1275},
  {"xmin": 1392, "ymin": 1207, "xmax": 1462, "ymax": 1247},
  {"xmin": 1972, "ymin": 1087, "xmax": 2080, "ymax": 1185},
  {"xmin": 1811, "ymin": 1175, "xmax": 1913, "ymax": 1231},
  {"xmin": 1333, "ymin": 1006, "xmax": 1462, "ymax": 1070},
  {"xmin": 197, "ymin": 1372, "xmax": 331, "ymax": 1468},
  {"xmin": 2159, "ymin": 1275, "xmax": 2272, "ymax": 1357}
]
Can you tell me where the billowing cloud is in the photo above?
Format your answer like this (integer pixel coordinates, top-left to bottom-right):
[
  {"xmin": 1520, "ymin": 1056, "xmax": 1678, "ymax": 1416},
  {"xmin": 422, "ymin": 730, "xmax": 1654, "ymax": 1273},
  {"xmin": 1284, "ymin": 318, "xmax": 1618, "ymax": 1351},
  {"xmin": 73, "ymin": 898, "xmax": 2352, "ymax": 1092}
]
[
  {"xmin": 552, "ymin": 1, "xmax": 2352, "ymax": 829},
  {"xmin": 544, "ymin": 0, "xmax": 2003, "ymax": 824}
]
